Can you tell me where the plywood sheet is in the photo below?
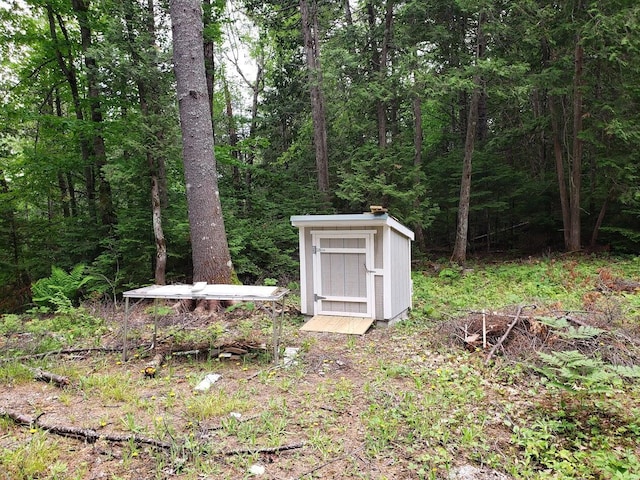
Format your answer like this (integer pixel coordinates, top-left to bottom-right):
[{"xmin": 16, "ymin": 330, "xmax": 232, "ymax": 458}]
[{"xmin": 300, "ymin": 315, "xmax": 374, "ymax": 335}]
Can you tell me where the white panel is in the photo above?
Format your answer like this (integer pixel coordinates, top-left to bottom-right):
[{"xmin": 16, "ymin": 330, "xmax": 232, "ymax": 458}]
[{"xmin": 312, "ymin": 232, "xmax": 375, "ymax": 318}]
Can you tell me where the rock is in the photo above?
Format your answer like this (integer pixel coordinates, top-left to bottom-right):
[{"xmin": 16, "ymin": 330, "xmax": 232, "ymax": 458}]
[
  {"xmin": 194, "ymin": 373, "xmax": 221, "ymax": 392},
  {"xmin": 248, "ymin": 464, "xmax": 266, "ymax": 475},
  {"xmin": 448, "ymin": 465, "xmax": 512, "ymax": 480}
]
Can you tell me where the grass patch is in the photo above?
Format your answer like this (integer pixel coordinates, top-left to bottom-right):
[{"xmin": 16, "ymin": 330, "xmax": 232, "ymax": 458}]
[{"xmin": 0, "ymin": 256, "xmax": 638, "ymax": 479}]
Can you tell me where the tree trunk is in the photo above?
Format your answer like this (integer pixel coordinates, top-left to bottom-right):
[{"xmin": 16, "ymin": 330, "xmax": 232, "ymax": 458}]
[
  {"xmin": 590, "ymin": 195, "xmax": 609, "ymax": 247},
  {"xmin": 451, "ymin": 86, "xmax": 480, "ymax": 264},
  {"xmin": 549, "ymin": 95, "xmax": 571, "ymax": 249},
  {"xmin": 0, "ymin": 171, "xmax": 19, "ymax": 267},
  {"xmin": 51, "ymin": 92, "xmax": 71, "ymax": 218},
  {"xmin": 343, "ymin": 0, "xmax": 353, "ymax": 26},
  {"xmin": 379, "ymin": 0, "xmax": 394, "ymax": 147},
  {"xmin": 202, "ymin": 0, "xmax": 215, "ymax": 123},
  {"xmin": 569, "ymin": 36, "xmax": 584, "ymax": 251},
  {"xmin": 412, "ymin": 93, "xmax": 426, "ymax": 251},
  {"xmin": 223, "ymin": 76, "xmax": 241, "ymax": 187},
  {"xmin": 451, "ymin": 13, "xmax": 485, "ymax": 264},
  {"xmin": 124, "ymin": 0, "xmax": 168, "ymax": 285},
  {"xmin": 300, "ymin": 0, "xmax": 329, "ymax": 195},
  {"xmin": 170, "ymin": 0, "xmax": 232, "ymax": 285},
  {"xmin": 46, "ymin": 4, "xmax": 96, "ymax": 222},
  {"xmin": 71, "ymin": 0, "xmax": 116, "ymax": 229}
]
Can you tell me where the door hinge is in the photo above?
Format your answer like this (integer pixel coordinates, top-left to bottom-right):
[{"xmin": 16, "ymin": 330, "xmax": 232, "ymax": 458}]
[{"xmin": 314, "ymin": 294, "xmax": 326, "ymax": 302}]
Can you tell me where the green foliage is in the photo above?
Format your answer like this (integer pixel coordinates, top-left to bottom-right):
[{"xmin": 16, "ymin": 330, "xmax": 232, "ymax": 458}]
[
  {"xmin": 0, "ymin": 431, "xmax": 65, "ymax": 479},
  {"xmin": 31, "ymin": 265, "xmax": 93, "ymax": 310},
  {"xmin": 0, "ymin": 314, "xmax": 21, "ymax": 335},
  {"xmin": 537, "ymin": 350, "xmax": 619, "ymax": 394},
  {"xmin": 511, "ymin": 409, "xmax": 640, "ymax": 479},
  {"xmin": 535, "ymin": 315, "xmax": 640, "ymax": 395},
  {"xmin": 536, "ymin": 316, "xmax": 605, "ymax": 339}
]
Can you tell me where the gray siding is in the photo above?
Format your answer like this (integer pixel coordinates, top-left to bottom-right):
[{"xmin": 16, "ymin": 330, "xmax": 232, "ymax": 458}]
[
  {"xmin": 292, "ymin": 215, "xmax": 413, "ymax": 322},
  {"xmin": 389, "ymin": 231, "xmax": 412, "ymax": 318}
]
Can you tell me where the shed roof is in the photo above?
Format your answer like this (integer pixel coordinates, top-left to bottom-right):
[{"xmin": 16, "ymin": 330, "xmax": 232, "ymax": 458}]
[{"xmin": 290, "ymin": 213, "xmax": 415, "ymax": 240}]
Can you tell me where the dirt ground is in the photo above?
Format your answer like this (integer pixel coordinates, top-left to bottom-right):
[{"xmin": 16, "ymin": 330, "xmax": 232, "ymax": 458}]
[
  {"xmin": 1, "ymin": 298, "xmax": 638, "ymax": 479},
  {"xmin": 0, "ymin": 303, "xmax": 497, "ymax": 479}
]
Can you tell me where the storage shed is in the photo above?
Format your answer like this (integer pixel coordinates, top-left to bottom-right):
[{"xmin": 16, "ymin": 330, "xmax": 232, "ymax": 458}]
[{"xmin": 291, "ymin": 212, "xmax": 414, "ymax": 329}]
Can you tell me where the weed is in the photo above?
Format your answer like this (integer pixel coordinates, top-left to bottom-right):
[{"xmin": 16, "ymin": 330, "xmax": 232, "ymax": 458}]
[
  {"xmin": 0, "ymin": 314, "xmax": 21, "ymax": 335},
  {"xmin": 79, "ymin": 371, "xmax": 137, "ymax": 403},
  {"xmin": 144, "ymin": 304, "xmax": 174, "ymax": 316},
  {"xmin": 0, "ymin": 431, "xmax": 63, "ymax": 479},
  {"xmin": 185, "ymin": 388, "xmax": 253, "ymax": 421},
  {"xmin": 0, "ymin": 362, "xmax": 33, "ymax": 383},
  {"xmin": 307, "ymin": 427, "xmax": 340, "ymax": 459}
]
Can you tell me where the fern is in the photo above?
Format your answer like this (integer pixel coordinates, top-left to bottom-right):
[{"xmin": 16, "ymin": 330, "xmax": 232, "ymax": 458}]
[
  {"xmin": 611, "ymin": 365, "xmax": 640, "ymax": 379},
  {"xmin": 537, "ymin": 316, "xmax": 570, "ymax": 330},
  {"xmin": 31, "ymin": 264, "xmax": 93, "ymax": 310},
  {"xmin": 560, "ymin": 325, "xmax": 605, "ymax": 339},
  {"xmin": 537, "ymin": 350, "xmax": 632, "ymax": 394},
  {"xmin": 536, "ymin": 317, "xmax": 604, "ymax": 339}
]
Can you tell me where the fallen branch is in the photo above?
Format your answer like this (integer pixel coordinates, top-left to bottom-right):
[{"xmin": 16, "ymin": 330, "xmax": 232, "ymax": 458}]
[
  {"xmin": 199, "ymin": 414, "xmax": 260, "ymax": 433},
  {"xmin": 0, "ymin": 408, "xmax": 172, "ymax": 450},
  {"xmin": 29, "ymin": 367, "xmax": 70, "ymax": 387},
  {"xmin": 221, "ymin": 442, "xmax": 305, "ymax": 457},
  {"xmin": 170, "ymin": 348, "xmax": 221, "ymax": 358},
  {"xmin": 485, "ymin": 306, "xmax": 524, "ymax": 365},
  {"xmin": 2, "ymin": 407, "xmax": 303, "ymax": 457},
  {"xmin": 565, "ymin": 316, "xmax": 592, "ymax": 328},
  {"xmin": 0, "ymin": 347, "xmax": 122, "ymax": 364}
]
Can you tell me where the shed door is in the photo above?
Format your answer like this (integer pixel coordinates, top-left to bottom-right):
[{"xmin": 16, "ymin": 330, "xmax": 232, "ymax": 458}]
[{"xmin": 311, "ymin": 232, "xmax": 375, "ymax": 317}]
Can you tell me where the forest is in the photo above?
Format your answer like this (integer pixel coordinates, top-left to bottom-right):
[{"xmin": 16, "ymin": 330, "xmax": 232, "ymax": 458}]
[{"xmin": 1, "ymin": 0, "xmax": 640, "ymax": 311}]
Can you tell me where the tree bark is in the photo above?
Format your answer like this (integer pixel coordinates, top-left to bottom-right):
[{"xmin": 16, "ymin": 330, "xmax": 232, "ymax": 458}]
[
  {"xmin": 123, "ymin": 0, "xmax": 168, "ymax": 285},
  {"xmin": 170, "ymin": 0, "xmax": 232, "ymax": 285},
  {"xmin": 569, "ymin": 36, "xmax": 584, "ymax": 251},
  {"xmin": 549, "ymin": 95, "xmax": 571, "ymax": 249},
  {"xmin": 300, "ymin": 0, "xmax": 329, "ymax": 195},
  {"xmin": 451, "ymin": 14, "xmax": 485, "ymax": 264},
  {"xmin": 70, "ymin": 0, "xmax": 116, "ymax": 229}
]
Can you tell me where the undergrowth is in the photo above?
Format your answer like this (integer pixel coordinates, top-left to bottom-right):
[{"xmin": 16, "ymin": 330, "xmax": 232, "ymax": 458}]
[{"xmin": 0, "ymin": 256, "xmax": 639, "ymax": 479}]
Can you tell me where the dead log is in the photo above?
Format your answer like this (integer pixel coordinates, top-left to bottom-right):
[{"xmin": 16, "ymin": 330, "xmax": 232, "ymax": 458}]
[
  {"xmin": 29, "ymin": 367, "xmax": 70, "ymax": 387},
  {"xmin": 485, "ymin": 306, "xmax": 524, "ymax": 365}
]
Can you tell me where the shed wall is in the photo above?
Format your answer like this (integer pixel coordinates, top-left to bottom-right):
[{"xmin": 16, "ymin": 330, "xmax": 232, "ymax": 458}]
[
  {"xmin": 292, "ymin": 214, "xmax": 413, "ymax": 323},
  {"xmin": 389, "ymin": 230, "xmax": 412, "ymax": 319}
]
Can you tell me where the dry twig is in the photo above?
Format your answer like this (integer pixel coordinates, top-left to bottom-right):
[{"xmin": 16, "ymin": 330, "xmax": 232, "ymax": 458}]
[
  {"xmin": 220, "ymin": 442, "xmax": 305, "ymax": 457},
  {"xmin": 485, "ymin": 306, "xmax": 524, "ymax": 365}
]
